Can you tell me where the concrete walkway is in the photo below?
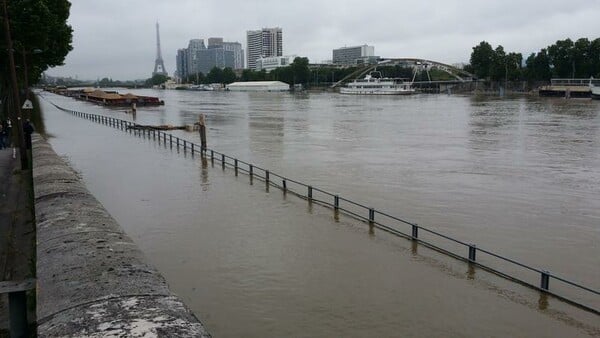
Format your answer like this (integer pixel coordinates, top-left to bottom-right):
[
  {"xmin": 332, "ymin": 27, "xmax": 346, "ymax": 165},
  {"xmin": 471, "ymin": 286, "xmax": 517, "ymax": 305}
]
[{"xmin": 0, "ymin": 147, "xmax": 36, "ymax": 336}]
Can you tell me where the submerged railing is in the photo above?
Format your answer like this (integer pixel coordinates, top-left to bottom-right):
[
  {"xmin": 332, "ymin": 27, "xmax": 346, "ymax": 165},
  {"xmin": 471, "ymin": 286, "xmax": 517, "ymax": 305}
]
[{"xmin": 51, "ymin": 102, "xmax": 600, "ymax": 315}]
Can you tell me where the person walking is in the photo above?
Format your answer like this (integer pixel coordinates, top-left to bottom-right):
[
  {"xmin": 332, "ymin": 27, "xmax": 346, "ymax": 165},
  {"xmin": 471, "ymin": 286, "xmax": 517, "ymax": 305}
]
[
  {"xmin": 0, "ymin": 123, "xmax": 5, "ymax": 149},
  {"xmin": 23, "ymin": 119, "xmax": 34, "ymax": 150},
  {"xmin": 2, "ymin": 119, "xmax": 10, "ymax": 149}
]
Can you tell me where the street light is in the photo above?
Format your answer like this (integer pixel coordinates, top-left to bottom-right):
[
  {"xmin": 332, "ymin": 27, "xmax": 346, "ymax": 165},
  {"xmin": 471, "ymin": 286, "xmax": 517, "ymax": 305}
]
[{"xmin": 2, "ymin": 0, "xmax": 29, "ymax": 169}]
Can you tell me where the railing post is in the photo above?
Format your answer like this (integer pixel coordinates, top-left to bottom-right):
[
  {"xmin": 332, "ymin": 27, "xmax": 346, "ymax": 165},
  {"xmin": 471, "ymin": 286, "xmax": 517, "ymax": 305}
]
[
  {"xmin": 412, "ymin": 224, "xmax": 419, "ymax": 240},
  {"xmin": 249, "ymin": 164, "xmax": 253, "ymax": 178},
  {"xmin": 283, "ymin": 179, "xmax": 287, "ymax": 192},
  {"xmin": 369, "ymin": 208, "xmax": 375, "ymax": 223},
  {"xmin": 210, "ymin": 150, "xmax": 214, "ymax": 162},
  {"xmin": 183, "ymin": 140, "xmax": 187, "ymax": 152},
  {"xmin": 221, "ymin": 154, "xmax": 225, "ymax": 169},
  {"xmin": 176, "ymin": 138, "xmax": 180, "ymax": 149},
  {"xmin": 191, "ymin": 143, "xmax": 194, "ymax": 154},
  {"xmin": 334, "ymin": 195, "xmax": 339, "ymax": 210},
  {"xmin": 468, "ymin": 244, "xmax": 477, "ymax": 262},
  {"xmin": 234, "ymin": 159, "xmax": 238, "ymax": 175},
  {"xmin": 540, "ymin": 271, "xmax": 550, "ymax": 291},
  {"xmin": 308, "ymin": 186, "xmax": 313, "ymax": 200},
  {"xmin": 169, "ymin": 134, "xmax": 172, "ymax": 147},
  {"xmin": 265, "ymin": 170, "xmax": 270, "ymax": 185}
]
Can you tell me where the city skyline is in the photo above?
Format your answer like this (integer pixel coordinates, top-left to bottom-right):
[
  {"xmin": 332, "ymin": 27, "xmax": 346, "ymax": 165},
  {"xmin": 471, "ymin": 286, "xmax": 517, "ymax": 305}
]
[{"xmin": 47, "ymin": 0, "xmax": 600, "ymax": 80}]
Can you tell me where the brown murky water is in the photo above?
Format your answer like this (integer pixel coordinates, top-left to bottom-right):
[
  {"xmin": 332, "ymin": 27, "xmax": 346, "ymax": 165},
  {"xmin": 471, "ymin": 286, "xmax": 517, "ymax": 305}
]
[{"xmin": 39, "ymin": 90, "xmax": 599, "ymax": 337}]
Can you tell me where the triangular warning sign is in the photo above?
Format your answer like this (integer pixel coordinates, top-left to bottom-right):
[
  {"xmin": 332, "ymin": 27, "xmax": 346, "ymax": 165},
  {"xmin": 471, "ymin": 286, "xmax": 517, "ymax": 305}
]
[{"xmin": 22, "ymin": 99, "xmax": 33, "ymax": 110}]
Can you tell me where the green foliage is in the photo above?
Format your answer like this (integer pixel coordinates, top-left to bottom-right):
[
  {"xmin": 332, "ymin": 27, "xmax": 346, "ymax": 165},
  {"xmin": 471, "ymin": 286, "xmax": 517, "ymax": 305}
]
[
  {"xmin": 468, "ymin": 37, "xmax": 600, "ymax": 82},
  {"xmin": 222, "ymin": 67, "xmax": 237, "ymax": 84},
  {"xmin": 205, "ymin": 67, "xmax": 223, "ymax": 84},
  {"xmin": 525, "ymin": 49, "xmax": 552, "ymax": 81},
  {"xmin": 469, "ymin": 41, "xmax": 495, "ymax": 79},
  {"xmin": 0, "ymin": 0, "xmax": 73, "ymax": 87},
  {"xmin": 145, "ymin": 74, "xmax": 168, "ymax": 86}
]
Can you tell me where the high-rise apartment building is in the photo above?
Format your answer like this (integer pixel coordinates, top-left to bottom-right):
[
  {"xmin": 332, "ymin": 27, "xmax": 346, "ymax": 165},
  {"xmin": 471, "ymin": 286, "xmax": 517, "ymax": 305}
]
[
  {"xmin": 247, "ymin": 27, "xmax": 282, "ymax": 70},
  {"xmin": 198, "ymin": 47, "xmax": 235, "ymax": 75},
  {"xmin": 186, "ymin": 39, "xmax": 207, "ymax": 76},
  {"xmin": 176, "ymin": 48, "xmax": 188, "ymax": 81},
  {"xmin": 223, "ymin": 42, "xmax": 244, "ymax": 69},
  {"xmin": 208, "ymin": 37, "xmax": 224, "ymax": 48},
  {"xmin": 177, "ymin": 37, "xmax": 245, "ymax": 81}
]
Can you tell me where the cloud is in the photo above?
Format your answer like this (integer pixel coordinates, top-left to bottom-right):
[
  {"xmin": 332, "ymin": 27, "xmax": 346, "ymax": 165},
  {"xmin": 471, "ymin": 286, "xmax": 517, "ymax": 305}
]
[{"xmin": 48, "ymin": 0, "xmax": 600, "ymax": 80}]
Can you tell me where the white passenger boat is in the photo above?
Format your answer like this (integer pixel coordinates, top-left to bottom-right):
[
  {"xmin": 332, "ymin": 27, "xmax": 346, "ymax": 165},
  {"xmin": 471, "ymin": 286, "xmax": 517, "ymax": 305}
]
[
  {"xmin": 590, "ymin": 79, "xmax": 600, "ymax": 99},
  {"xmin": 340, "ymin": 72, "xmax": 415, "ymax": 95}
]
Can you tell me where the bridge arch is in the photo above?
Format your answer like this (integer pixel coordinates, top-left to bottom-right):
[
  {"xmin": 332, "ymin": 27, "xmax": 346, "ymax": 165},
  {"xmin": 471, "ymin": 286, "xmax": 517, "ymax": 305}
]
[{"xmin": 330, "ymin": 58, "xmax": 475, "ymax": 88}]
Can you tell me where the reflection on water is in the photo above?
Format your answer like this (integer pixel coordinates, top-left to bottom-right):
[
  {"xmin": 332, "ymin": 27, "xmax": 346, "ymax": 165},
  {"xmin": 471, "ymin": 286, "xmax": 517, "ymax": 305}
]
[{"xmin": 39, "ymin": 91, "xmax": 600, "ymax": 337}]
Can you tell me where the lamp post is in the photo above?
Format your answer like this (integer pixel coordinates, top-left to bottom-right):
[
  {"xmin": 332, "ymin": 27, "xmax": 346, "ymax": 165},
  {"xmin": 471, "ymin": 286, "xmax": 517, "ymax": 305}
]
[{"xmin": 2, "ymin": 0, "xmax": 29, "ymax": 170}]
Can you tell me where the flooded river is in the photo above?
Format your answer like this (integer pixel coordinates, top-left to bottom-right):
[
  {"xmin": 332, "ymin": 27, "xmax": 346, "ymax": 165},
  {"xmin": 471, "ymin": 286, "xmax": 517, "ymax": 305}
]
[{"xmin": 39, "ymin": 90, "xmax": 599, "ymax": 337}]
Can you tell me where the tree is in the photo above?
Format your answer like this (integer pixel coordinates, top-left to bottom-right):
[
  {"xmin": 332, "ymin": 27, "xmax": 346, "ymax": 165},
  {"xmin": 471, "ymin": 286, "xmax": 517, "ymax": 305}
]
[
  {"xmin": 145, "ymin": 74, "xmax": 168, "ymax": 86},
  {"xmin": 0, "ymin": 0, "xmax": 73, "ymax": 87},
  {"xmin": 469, "ymin": 41, "xmax": 495, "ymax": 79},
  {"xmin": 489, "ymin": 45, "xmax": 506, "ymax": 81},
  {"xmin": 548, "ymin": 38, "xmax": 575, "ymax": 78},
  {"xmin": 590, "ymin": 38, "xmax": 600, "ymax": 77},
  {"xmin": 290, "ymin": 57, "xmax": 310, "ymax": 85},
  {"xmin": 222, "ymin": 67, "xmax": 237, "ymax": 84},
  {"xmin": 525, "ymin": 49, "xmax": 551, "ymax": 82},
  {"xmin": 205, "ymin": 67, "xmax": 223, "ymax": 84}
]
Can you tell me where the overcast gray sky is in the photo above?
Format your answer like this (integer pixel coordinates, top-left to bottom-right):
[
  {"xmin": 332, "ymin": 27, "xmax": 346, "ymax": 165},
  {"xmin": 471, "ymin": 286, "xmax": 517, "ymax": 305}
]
[{"xmin": 47, "ymin": 0, "xmax": 600, "ymax": 81}]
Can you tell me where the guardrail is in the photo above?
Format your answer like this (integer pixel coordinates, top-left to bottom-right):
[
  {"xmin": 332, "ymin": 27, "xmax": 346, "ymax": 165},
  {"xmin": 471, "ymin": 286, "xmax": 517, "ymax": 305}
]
[{"xmin": 51, "ymin": 102, "xmax": 600, "ymax": 315}]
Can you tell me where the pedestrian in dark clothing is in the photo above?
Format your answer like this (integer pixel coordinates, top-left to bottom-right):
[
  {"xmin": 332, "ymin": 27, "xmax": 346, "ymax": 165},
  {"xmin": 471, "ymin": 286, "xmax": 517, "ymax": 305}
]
[
  {"xmin": 5, "ymin": 119, "xmax": 11, "ymax": 147},
  {"xmin": 23, "ymin": 119, "xmax": 34, "ymax": 149},
  {"xmin": 0, "ymin": 123, "xmax": 5, "ymax": 149}
]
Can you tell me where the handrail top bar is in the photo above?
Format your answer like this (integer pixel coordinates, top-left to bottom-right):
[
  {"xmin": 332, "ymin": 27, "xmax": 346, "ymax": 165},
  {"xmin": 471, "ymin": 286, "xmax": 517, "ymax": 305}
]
[{"xmin": 0, "ymin": 279, "xmax": 36, "ymax": 293}]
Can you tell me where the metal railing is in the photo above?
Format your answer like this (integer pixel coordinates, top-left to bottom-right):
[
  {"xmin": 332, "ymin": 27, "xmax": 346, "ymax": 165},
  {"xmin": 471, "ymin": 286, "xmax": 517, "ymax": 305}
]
[
  {"xmin": 550, "ymin": 78, "xmax": 594, "ymax": 86},
  {"xmin": 52, "ymin": 103, "xmax": 600, "ymax": 315}
]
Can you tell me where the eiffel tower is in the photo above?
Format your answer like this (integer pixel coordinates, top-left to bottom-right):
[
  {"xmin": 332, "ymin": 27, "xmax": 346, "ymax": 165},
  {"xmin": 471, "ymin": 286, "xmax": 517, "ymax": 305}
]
[{"xmin": 152, "ymin": 22, "xmax": 168, "ymax": 77}]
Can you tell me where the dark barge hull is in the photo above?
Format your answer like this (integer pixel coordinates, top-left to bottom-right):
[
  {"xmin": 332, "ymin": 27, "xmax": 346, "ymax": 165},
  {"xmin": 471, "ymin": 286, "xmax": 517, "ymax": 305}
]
[{"xmin": 538, "ymin": 89, "xmax": 591, "ymax": 98}]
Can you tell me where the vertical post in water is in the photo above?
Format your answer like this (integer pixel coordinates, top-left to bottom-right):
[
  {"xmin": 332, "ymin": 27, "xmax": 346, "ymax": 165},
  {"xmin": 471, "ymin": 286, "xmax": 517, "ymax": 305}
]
[
  {"xmin": 369, "ymin": 208, "xmax": 375, "ymax": 223},
  {"xmin": 249, "ymin": 164, "xmax": 253, "ymax": 178},
  {"xmin": 221, "ymin": 154, "xmax": 225, "ymax": 169},
  {"xmin": 282, "ymin": 179, "xmax": 287, "ymax": 192},
  {"xmin": 169, "ymin": 134, "xmax": 172, "ymax": 148},
  {"xmin": 198, "ymin": 114, "xmax": 207, "ymax": 155},
  {"xmin": 468, "ymin": 244, "xmax": 476, "ymax": 262},
  {"xmin": 412, "ymin": 224, "xmax": 419, "ymax": 240},
  {"xmin": 211, "ymin": 150, "xmax": 214, "ymax": 163},
  {"xmin": 265, "ymin": 170, "xmax": 270, "ymax": 185},
  {"xmin": 234, "ymin": 159, "xmax": 238, "ymax": 175},
  {"xmin": 308, "ymin": 186, "xmax": 313, "ymax": 201},
  {"xmin": 334, "ymin": 195, "xmax": 339, "ymax": 211},
  {"xmin": 540, "ymin": 271, "xmax": 550, "ymax": 291}
]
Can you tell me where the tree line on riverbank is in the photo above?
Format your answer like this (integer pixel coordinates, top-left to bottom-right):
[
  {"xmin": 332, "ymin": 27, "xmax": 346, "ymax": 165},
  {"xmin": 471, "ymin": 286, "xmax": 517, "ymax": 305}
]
[{"xmin": 466, "ymin": 38, "xmax": 600, "ymax": 82}]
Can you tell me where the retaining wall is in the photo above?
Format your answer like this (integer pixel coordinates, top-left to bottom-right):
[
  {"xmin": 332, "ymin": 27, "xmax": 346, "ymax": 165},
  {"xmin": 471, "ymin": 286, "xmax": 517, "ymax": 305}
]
[{"xmin": 32, "ymin": 134, "xmax": 210, "ymax": 337}]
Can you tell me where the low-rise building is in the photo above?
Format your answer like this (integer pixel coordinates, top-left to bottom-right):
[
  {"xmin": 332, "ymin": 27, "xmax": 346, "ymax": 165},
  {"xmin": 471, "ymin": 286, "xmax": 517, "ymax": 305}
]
[
  {"xmin": 256, "ymin": 55, "xmax": 297, "ymax": 72},
  {"xmin": 333, "ymin": 45, "xmax": 375, "ymax": 65},
  {"xmin": 226, "ymin": 81, "xmax": 290, "ymax": 92}
]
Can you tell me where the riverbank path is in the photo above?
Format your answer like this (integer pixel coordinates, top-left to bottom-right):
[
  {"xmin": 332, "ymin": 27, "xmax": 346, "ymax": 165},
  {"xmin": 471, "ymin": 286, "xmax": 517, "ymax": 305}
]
[{"xmin": 0, "ymin": 147, "xmax": 36, "ymax": 335}]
